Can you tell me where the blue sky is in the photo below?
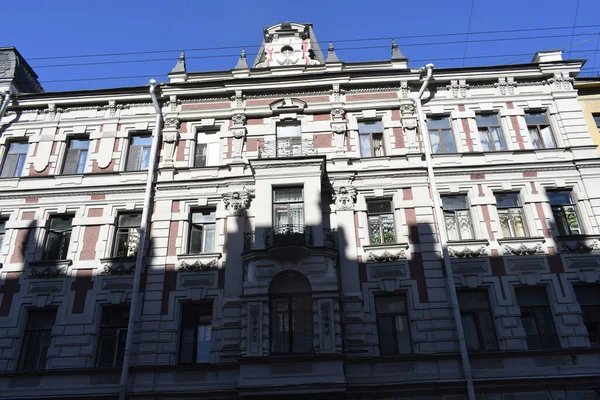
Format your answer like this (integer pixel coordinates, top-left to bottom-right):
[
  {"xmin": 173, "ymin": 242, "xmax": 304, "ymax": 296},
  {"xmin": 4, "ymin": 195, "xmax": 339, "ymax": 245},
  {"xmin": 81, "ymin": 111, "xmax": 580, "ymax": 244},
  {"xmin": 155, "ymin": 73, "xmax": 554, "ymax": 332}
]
[{"xmin": 3, "ymin": 0, "xmax": 600, "ymax": 92}]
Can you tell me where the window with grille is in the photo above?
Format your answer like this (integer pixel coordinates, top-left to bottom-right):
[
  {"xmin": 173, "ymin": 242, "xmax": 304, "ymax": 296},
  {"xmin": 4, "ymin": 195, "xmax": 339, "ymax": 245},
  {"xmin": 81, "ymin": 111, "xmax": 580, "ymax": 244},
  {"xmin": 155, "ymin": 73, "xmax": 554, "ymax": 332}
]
[
  {"xmin": 179, "ymin": 303, "xmax": 213, "ymax": 364},
  {"xmin": 113, "ymin": 213, "xmax": 142, "ymax": 258},
  {"xmin": 376, "ymin": 295, "xmax": 412, "ymax": 355},
  {"xmin": 62, "ymin": 138, "xmax": 90, "ymax": 174},
  {"xmin": 427, "ymin": 116, "xmax": 456, "ymax": 154},
  {"xmin": 189, "ymin": 210, "xmax": 216, "ymax": 254},
  {"xmin": 96, "ymin": 306, "xmax": 129, "ymax": 368},
  {"xmin": 126, "ymin": 135, "xmax": 152, "ymax": 171},
  {"xmin": 574, "ymin": 286, "xmax": 600, "ymax": 348},
  {"xmin": 442, "ymin": 195, "xmax": 474, "ymax": 241},
  {"xmin": 276, "ymin": 122, "xmax": 302, "ymax": 157},
  {"xmin": 476, "ymin": 114, "xmax": 506, "ymax": 151},
  {"xmin": 270, "ymin": 271, "xmax": 313, "ymax": 354},
  {"xmin": 367, "ymin": 199, "xmax": 396, "ymax": 244},
  {"xmin": 458, "ymin": 291, "xmax": 498, "ymax": 351},
  {"xmin": 1, "ymin": 142, "xmax": 28, "ymax": 178},
  {"xmin": 525, "ymin": 112, "xmax": 556, "ymax": 149},
  {"xmin": 358, "ymin": 121, "xmax": 385, "ymax": 157},
  {"xmin": 18, "ymin": 308, "xmax": 56, "ymax": 370},
  {"xmin": 515, "ymin": 287, "xmax": 559, "ymax": 350},
  {"xmin": 43, "ymin": 215, "xmax": 73, "ymax": 260},
  {"xmin": 496, "ymin": 193, "xmax": 528, "ymax": 238},
  {"xmin": 548, "ymin": 190, "xmax": 582, "ymax": 235}
]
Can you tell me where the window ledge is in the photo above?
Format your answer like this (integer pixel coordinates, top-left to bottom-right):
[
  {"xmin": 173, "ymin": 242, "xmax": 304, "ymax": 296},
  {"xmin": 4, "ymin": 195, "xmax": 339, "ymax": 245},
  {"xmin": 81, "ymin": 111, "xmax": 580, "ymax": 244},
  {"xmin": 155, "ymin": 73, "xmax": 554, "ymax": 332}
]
[
  {"xmin": 497, "ymin": 237, "xmax": 545, "ymax": 256},
  {"xmin": 555, "ymin": 234, "xmax": 600, "ymax": 253},
  {"xmin": 100, "ymin": 257, "xmax": 136, "ymax": 275},
  {"xmin": 177, "ymin": 253, "xmax": 222, "ymax": 271},
  {"xmin": 27, "ymin": 260, "xmax": 72, "ymax": 278},
  {"xmin": 363, "ymin": 243, "xmax": 409, "ymax": 263},
  {"xmin": 447, "ymin": 239, "xmax": 489, "ymax": 258}
]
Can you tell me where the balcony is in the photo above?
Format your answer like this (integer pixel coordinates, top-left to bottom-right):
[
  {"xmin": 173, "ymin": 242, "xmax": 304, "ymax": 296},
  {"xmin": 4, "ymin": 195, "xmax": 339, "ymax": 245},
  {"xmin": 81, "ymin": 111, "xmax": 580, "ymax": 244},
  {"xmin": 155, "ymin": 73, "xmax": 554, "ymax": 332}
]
[
  {"xmin": 266, "ymin": 224, "xmax": 312, "ymax": 259},
  {"xmin": 258, "ymin": 138, "xmax": 317, "ymax": 158}
]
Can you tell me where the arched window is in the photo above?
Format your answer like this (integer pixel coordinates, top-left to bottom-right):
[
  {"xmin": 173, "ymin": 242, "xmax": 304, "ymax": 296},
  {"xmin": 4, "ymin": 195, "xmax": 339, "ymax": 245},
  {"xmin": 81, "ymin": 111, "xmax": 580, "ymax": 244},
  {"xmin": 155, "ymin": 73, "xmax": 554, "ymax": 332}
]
[{"xmin": 269, "ymin": 271, "xmax": 313, "ymax": 354}]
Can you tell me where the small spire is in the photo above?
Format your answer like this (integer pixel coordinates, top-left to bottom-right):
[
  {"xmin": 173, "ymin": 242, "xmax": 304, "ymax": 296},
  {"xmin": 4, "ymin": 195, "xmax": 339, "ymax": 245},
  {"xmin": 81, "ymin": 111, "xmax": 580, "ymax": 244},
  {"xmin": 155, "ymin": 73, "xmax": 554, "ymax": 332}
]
[
  {"xmin": 171, "ymin": 51, "xmax": 187, "ymax": 73},
  {"xmin": 235, "ymin": 48, "xmax": 248, "ymax": 69},
  {"xmin": 391, "ymin": 39, "xmax": 406, "ymax": 60},
  {"xmin": 326, "ymin": 42, "xmax": 339, "ymax": 63}
]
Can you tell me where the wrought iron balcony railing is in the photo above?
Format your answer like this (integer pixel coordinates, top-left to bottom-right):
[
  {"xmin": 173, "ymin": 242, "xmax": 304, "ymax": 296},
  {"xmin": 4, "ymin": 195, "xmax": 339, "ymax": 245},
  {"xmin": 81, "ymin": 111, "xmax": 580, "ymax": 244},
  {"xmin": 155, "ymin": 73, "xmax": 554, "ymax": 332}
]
[
  {"xmin": 266, "ymin": 224, "xmax": 313, "ymax": 248},
  {"xmin": 323, "ymin": 228, "xmax": 337, "ymax": 249},
  {"xmin": 258, "ymin": 138, "xmax": 317, "ymax": 158}
]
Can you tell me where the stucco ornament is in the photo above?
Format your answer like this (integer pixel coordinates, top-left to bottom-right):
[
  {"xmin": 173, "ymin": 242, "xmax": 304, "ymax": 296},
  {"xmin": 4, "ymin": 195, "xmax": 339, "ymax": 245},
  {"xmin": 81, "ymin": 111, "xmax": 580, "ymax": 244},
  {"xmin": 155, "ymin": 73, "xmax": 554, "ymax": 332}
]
[
  {"xmin": 223, "ymin": 191, "xmax": 252, "ymax": 216},
  {"xmin": 230, "ymin": 113, "xmax": 247, "ymax": 159},
  {"xmin": 333, "ymin": 186, "xmax": 357, "ymax": 210},
  {"xmin": 164, "ymin": 117, "xmax": 180, "ymax": 129},
  {"xmin": 162, "ymin": 118, "xmax": 180, "ymax": 166}
]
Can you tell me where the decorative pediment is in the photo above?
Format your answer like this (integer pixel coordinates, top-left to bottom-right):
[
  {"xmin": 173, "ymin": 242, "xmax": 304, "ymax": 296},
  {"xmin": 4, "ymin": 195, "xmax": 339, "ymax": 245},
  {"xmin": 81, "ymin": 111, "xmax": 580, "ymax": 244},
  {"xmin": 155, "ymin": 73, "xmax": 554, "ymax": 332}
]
[
  {"xmin": 177, "ymin": 253, "xmax": 222, "ymax": 271},
  {"xmin": 269, "ymin": 98, "xmax": 306, "ymax": 113}
]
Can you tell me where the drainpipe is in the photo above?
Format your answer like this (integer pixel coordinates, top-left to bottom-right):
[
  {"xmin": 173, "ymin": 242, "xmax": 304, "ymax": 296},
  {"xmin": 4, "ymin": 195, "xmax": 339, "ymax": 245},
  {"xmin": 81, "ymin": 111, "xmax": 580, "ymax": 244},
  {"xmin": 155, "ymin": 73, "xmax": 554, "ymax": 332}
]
[
  {"xmin": 0, "ymin": 91, "xmax": 13, "ymax": 123},
  {"xmin": 119, "ymin": 79, "xmax": 163, "ymax": 400},
  {"xmin": 415, "ymin": 64, "xmax": 476, "ymax": 400}
]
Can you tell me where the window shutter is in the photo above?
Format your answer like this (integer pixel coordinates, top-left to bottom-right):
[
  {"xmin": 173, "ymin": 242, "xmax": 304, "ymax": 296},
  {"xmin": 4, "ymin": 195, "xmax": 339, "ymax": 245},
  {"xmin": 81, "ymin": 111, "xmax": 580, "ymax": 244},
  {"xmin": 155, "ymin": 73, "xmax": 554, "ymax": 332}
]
[
  {"xmin": 126, "ymin": 145, "xmax": 142, "ymax": 171},
  {"xmin": 62, "ymin": 149, "xmax": 80, "ymax": 174},
  {"xmin": 1, "ymin": 154, "xmax": 18, "ymax": 177}
]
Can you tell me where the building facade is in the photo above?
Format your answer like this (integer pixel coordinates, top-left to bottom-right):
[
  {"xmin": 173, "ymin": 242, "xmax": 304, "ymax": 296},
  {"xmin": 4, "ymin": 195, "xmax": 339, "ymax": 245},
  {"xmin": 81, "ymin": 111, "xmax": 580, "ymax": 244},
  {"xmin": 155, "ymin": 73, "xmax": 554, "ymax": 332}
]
[{"xmin": 0, "ymin": 22, "xmax": 599, "ymax": 400}]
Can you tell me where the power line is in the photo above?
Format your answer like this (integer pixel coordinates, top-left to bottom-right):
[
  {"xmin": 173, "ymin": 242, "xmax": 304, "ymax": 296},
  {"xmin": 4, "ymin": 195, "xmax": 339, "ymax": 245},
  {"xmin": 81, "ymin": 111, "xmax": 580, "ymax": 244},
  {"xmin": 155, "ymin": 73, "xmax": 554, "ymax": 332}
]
[
  {"xmin": 462, "ymin": 0, "xmax": 476, "ymax": 67},
  {"xmin": 32, "ymin": 32, "xmax": 600, "ymax": 69},
  {"xmin": 39, "ymin": 48, "xmax": 600, "ymax": 84},
  {"xmin": 28, "ymin": 23, "xmax": 600, "ymax": 61}
]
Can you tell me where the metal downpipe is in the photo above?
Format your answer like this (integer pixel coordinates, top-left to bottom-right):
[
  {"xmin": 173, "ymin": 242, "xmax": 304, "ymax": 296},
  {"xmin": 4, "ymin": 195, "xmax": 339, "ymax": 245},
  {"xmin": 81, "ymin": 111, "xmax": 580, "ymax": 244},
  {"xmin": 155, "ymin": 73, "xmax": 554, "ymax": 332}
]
[
  {"xmin": 415, "ymin": 64, "xmax": 476, "ymax": 400},
  {"xmin": 118, "ymin": 79, "xmax": 163, "ymax": 400}
]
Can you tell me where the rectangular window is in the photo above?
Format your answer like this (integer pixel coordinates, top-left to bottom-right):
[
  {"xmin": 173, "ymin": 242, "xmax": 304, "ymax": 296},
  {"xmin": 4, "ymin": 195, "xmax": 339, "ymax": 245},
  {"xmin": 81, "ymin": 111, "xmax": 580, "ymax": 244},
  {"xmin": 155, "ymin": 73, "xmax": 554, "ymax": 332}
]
[
  {"xmin": 179, "ymin": 303, "xmax": 213, "ymax": 364},
  {"xmin": 1, "ymin": 142, "xmax": 28, "ymax": 178},
  {"xmin": 0, "ymin": 218, "xmax": 6, "ymax": 249},
  {"xmin": 62, "ymin": 138, "xmax": 90, "ymax": 174},
  {"xmin": 43, "ymin": 215, "xmax": 73, "ymax": 260},
  {"xmin": 476, "ymin": 114, "xmax": 505, "ymax": 151},
  {"xmin": 194, "ymin": 143, "xmax": 207, "ymax": 167},
  {"xmin": 126, "ymin": 135, "xmax": 152, "ymax": 171},
  {"xmin": 18, "ymin": 308, "xmax": 56, "ymax": 370},
  {"xmin": 442, "ymin": 195, "xmax": 474, "ymax": 241},
  {"xmin": 548, "ymin": 190, "xmax": 582, "ymax": 235},
  {"xmin": 113, "ymin": 213, "xmax": 142, "ymax": 258},
  {"xmin": 273, "ymin": 187, "xmax": 304, "ymax": 233},
  {"xmin": 367, "ymin": 199, "xmax": 396, "ymax": 244},
  {"xmin": 515, "ymin": 287, "xmax": 559, "ymax": 350},
  {"xmin": 427, "ymin": 116, "xmax": 456, "ymax": 154},
  {"xmin": 358, "ymin": 121, "xmax": 385, "ymax": 157},
  {"xmin": 525, "ymin": 112, "xmax": 556, "ymax": 149},
  {"xmin": 458, "ymin": 291, "xmax": 498, "ymax": 351},
  {"xmin": 96, "ymin": 306, "xmax": 129, "ymax": 368},
  {"xmin": 189, "ymin": 210, "xmax": 216, "ymax": 254},
  {"xmin": 276, "ymin": 122, "xmax": 302, "ymax": 157},
  {"xmin": 575, "ymin": 286, "xmax": 600, "ymax": 348},
  {"xmin": 496, "ymin": 193, "xmax": 528, "ymax": 238},
  {"xmin": 376, "ymin": 295, "xmax": 412, "ymax": 355},
  {"xmin": 194, "ymin": 128, "xmax": 219, "ymax": 167}
]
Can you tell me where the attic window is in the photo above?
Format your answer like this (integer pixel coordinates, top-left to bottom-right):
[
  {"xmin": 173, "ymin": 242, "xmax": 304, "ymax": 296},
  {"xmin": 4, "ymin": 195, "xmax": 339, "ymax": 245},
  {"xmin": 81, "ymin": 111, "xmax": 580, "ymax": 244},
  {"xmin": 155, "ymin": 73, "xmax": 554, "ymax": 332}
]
[{"xmin": 281, "ymin": 46, "xmax": 294, "ymax": 56}]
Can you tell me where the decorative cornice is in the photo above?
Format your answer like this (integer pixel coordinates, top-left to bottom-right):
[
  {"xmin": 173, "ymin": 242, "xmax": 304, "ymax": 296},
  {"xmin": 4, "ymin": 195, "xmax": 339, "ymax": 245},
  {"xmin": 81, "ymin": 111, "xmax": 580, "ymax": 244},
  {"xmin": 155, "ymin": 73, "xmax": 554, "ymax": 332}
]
[
  {"xmin": 503, "ymin": 243, "xmax": 544, "ymax": 256},
  {"xmin": 345, "ymin": 86, "xmax": 400, "ymax": 94},
  {"xmin": 448, "ymin": 245, "xmax": 487, "ymax": 258},
  {"xmin": 102, "ymin": 263, "xmax": 136, "ymax": 275},
  {"xmin": 29, "ymin": 265, "xmax": 68, "ymax": 278},
  {"xmin": 179, "ymin": 96, "xmax": 230, "ymax": 104},
  {"xmin": 0, "ymin": 188, "xmax": 146, "ymax": 201},
  {"xmin": 435, "ymin": 166, "xmax": 577, "ymax": 177},
  {"xmin": 245, "ymin": 90, "xmax": 330, "ymax": 99},
  {"xmin": 561, "ymin": 240, "xmax": 599, "ymax": 253},
  {"xmin": 367, "ymin": 249, "xmax": 407, "ymax": 262},
  {"xmin": 179, "ymin": 258, "xmax": 218, "ymax": 271}
]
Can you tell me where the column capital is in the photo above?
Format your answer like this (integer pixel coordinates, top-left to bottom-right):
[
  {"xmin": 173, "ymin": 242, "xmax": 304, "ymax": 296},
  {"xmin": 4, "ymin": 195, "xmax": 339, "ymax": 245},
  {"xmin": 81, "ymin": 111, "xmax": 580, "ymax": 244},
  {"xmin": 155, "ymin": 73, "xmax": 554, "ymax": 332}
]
[
  {"xmin": 333, "ymin": 186, "xmax": 357, "ymax": 211},
  {"xmin": 222, "ymin": 191, "xmax": 252, "ymax": 216}
]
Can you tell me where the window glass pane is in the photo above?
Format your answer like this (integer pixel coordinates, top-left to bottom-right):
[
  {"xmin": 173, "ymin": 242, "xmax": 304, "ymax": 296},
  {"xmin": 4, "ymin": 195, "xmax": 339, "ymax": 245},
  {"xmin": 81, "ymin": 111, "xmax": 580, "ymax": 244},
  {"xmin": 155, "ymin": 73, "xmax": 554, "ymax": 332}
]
[
  {"xmin": 511, "ymin": 210, "xmax": 527, "ymax": 237},
  {"xmin": 461, "ymin": 313, "xmax": 481, "ymax": 351},
  {"xmin": 478, "ymin": 311, "xmax": 499, "ymax": 350},
  {"xmin": 367, "ymin": 200, "xmax": 392, "ymax": 214},
  {"xmin": 516, "ymin": 287, "xmax": 549, "ymax": 306},
  {"xmin": 594, "ymin": 114, "xmax": 600, "ymax": 129},
  {"xmin": 359, "ymin": 134, "xmax": 372, "ymax": 157},
  {"xmin": 70, "ymin": 139, "xmax": 90, "ymax": 150},
  {"xmin": 76, "ymin": 150, "xmax": 87, "ymax": 173},
  {"xmin": 140, "ymin": 147, "xmax": 151, "ymax": 170},
  {"xmin": 540, "ymin": 126, "xmax": 555, "ymax": 148},
  {"xmin": 445, "ymin": 213, "xmax": 459, "ymax": 241},
  {"xmin": 377, "ymin": 316, "xmax": 396, "ymax": 355},
  {"xmin": 15, "ymin": 154, "xmax": 26, "ymax": 177},
  {"xmin": 456, "ymin": 210, "xmax": 474, "ymax": 240},
  {"xmin": 192, "ymin": 210, "xmax": 216, "ymax": 223},
  {"xmin": 490, "ymin": 127, "xmax": 505, "ymax": 150},
  {"xmin": 442, "ymin": 129, "xmax": 456, "ymax": 152},
  {"xmin": 563, "ymin": 206, "xmax": 582, "ymax": 234},
  {"xmin": 380, "ymin": 214, "xmax": 396, "ymax": 243},
  {"xmin": 196, "ymin": 324, "xmax": 211, "ymax": 363},
  {"xmin": 442, "ymin": 195, "xmax": 468, "ymax": 210},
  {"xmin": 496, "ymin": 193, "xmax": 520, "ymax": 208},
  {"xmin": 276, "ymin": 124, "xmax": 301, "ymax": 138},
  {"xmin": 118, "ymin": 213, "xmax": 142, "ymax": 227},
  {"xmin": 476, "ymin": 114, "xmax": 498, "ymax": 126},
  {"xmin": 358, "ymin": 121, "xmax": 383, "ymax": 134},
  {"xmin": 395, "ymin": 315, "xmax": 412, "ymax": 354},
  {"xmin": 458, "ymin": 291, "xmax": 490, "ymax": 309},
  {"xmin": 529, "ymin": 127, "xmax": 542, "ymax": 149},
  {"xmin": 429, "ymin": 131, "xmax": 441, "ymax": 154},
  {"xmin": 376, "ymin": 296, "xmax": 407, "ymax": 313},
  {"xmin": 548, "ymin": 191, "xmax": 572, "ymax": 205},
  {"xmin": 50, "ymin": 216, "xmax": 73, "ymax": 230},
  {"xmin": 368, "ymin": 216, "xmax": 382, "ymax": 244},
  {"xmin": 525, "ymin": 112, "xmax": 548, "ymax": 124},
  {"xmin": 427, "ymin": 117, "xmax": 451, "ymax": 129},
  {"xmin": 274, "ymin": 188, "xmax": 303, "ymax": 203},
  {"xmin": 372, "ymin": 133, "xmax": 384, "ymax": 156},
  {"xmin": 9, "ymin": 143, "xmax": 29, "ymax": 154},
  {"xmin": 203, "ymin": 226, "xmax": 215, "ymax": 253},
  {"xmin": 194, "ymin": 143, "xmax": 207, "ymax": 167},
  {"xmin": 132, "ymin": 136, "xmax": 152, "ymax": 146},
  {"xmin": 575, "ymin": 287, "xmax": 600, "ymax": 305},
  {"xmin": 479, "ymin": 129, "xmax": 491, "ymax": 151}
]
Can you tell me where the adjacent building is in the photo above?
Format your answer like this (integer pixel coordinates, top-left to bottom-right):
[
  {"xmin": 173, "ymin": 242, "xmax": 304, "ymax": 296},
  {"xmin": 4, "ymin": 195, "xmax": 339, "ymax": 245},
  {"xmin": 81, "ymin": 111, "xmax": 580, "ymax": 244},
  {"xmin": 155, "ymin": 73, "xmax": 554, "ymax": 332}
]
[{"xmin": 0, "ymin": 22, "xmax": 599, "ymax": 400}]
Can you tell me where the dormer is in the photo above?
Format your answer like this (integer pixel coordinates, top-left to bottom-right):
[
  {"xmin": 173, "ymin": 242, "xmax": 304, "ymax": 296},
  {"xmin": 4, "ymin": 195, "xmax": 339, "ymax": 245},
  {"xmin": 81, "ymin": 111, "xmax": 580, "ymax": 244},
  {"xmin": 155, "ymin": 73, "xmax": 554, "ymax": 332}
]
[{"xmin": 252, "ymin": 22, "xmax": 325, "ymax": 68}]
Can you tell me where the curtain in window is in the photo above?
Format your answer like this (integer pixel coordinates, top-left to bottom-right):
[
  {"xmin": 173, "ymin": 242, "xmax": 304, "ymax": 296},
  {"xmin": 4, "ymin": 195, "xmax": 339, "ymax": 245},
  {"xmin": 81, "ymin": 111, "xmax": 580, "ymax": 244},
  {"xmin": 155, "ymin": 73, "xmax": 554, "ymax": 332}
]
[{"xmin": 429, "ymin": 131, "xmax": 441, "ymax": 153}]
